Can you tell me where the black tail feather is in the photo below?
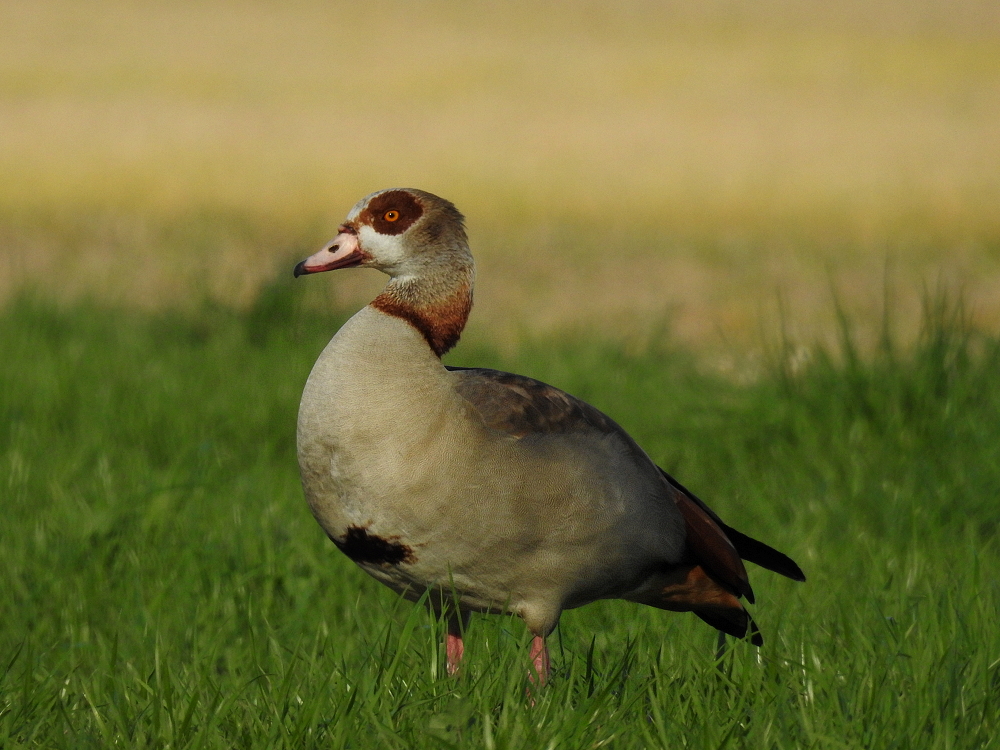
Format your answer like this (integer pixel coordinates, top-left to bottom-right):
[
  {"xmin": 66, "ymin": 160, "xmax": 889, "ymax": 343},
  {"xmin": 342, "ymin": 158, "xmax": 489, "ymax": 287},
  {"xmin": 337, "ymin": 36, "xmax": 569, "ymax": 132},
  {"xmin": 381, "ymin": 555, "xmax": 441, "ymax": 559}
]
[
  {"xmin": 659, "ymin": 467, "xmax": 806, "ymax": 583},
  {"xmin": 716, "ymin": 524, "xmax": 806, "ymax": 582},
  {"xmin": 695, "ymin": 609, "xmax": 764, "ymax": 647}
]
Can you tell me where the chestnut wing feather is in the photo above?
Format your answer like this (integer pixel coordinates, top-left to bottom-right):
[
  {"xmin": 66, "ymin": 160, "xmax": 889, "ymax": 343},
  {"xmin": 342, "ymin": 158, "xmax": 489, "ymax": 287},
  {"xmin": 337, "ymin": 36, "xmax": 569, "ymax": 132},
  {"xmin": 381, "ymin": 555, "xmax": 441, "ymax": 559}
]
[{"xmin": 659, "ymin": 468, "xmax": 806, "ymax": 583}]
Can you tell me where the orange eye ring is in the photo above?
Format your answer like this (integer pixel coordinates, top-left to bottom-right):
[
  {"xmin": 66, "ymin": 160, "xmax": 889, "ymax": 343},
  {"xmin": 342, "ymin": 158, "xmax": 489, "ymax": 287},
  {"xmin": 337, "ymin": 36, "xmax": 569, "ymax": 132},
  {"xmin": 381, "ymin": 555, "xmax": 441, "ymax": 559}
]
[{"xmin": 384, "ymin": 210, "xmax": 399, "ymax": 222}]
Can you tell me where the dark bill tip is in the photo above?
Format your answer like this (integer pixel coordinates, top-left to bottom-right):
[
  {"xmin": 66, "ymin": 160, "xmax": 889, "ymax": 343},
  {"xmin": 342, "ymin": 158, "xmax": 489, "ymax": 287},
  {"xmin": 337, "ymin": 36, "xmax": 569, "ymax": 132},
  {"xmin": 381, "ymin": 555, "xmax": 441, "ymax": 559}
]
[{"xmin": 293, "ymin": 260, "xmax": 308, "ymax": 278}]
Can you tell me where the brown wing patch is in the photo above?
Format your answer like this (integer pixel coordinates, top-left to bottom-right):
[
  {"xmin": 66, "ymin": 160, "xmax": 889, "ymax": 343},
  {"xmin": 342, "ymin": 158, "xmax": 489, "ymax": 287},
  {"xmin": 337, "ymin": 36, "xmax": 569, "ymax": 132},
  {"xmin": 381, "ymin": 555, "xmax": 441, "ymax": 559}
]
[
  {"xmin": 359, "ymin": 190, "xmax": 424, "ymax": 235},
  {"xmin": 447, "ymin": 368, "xmax": 620, "ymax": 438},
  {"xmin": 659, "ymin": 467, "xmax": 806, "ymax": 582},
  {"xmin": 636, "ymin": 563, "xmax": 762, "ymax": 644},
  {"xmin": 654, "ymin": 564, "xmax": 744, "ymax": 611},
  {"xmin": 671, "ymin": 488, "xmax": 755, "ymax": 603}
]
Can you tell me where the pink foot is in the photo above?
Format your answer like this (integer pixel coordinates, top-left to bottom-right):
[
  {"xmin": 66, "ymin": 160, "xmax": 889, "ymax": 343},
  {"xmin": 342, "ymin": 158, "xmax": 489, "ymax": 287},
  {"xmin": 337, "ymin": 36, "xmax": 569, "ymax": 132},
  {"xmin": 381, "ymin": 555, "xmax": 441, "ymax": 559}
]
[
  {"xmin": 528, "ymin": 635, "xmax": 550, "ymax": 685},
  {"xmin": 446, "ymin": 624, "xmax": 465, "ymax": 676}
]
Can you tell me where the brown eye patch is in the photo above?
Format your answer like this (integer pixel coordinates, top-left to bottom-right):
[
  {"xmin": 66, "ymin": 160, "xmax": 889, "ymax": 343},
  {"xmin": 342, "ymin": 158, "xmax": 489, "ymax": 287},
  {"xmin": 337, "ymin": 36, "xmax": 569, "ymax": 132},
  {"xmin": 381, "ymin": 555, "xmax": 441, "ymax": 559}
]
[{"xmin": 361, "ymin": 190, "xmax": 423, "ymax": 235}]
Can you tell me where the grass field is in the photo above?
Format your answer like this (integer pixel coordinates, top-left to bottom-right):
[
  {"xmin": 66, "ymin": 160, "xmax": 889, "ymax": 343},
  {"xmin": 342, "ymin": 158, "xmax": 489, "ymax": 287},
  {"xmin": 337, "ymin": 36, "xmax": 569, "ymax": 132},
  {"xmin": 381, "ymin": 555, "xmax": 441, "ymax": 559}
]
[
  {"xmin": 2, "ymin": 282, "xmax": 999, "ymax": 748},
  {"xmin": 3, "ymin": 0, "xmax": 1000, "ymax": 746}
]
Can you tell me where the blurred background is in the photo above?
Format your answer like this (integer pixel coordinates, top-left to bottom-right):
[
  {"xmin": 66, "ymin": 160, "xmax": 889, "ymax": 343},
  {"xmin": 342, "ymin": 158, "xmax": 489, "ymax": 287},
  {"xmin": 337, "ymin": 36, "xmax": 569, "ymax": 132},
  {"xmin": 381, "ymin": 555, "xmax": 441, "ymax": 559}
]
[
  {"xmin": 2, "ymin": 0, "xmax": 999, "ymax": 353},
  {"xmin": 5, "ymin": 5, "xmax": 1000, "ymax": 742}
]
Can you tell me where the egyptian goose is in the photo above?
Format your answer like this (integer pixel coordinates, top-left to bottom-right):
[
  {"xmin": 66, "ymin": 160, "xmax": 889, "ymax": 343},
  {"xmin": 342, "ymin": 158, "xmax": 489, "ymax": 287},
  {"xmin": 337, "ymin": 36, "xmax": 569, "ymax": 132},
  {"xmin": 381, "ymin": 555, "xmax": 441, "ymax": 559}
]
[{"xmin": 294, "ymin": 188, "xmax": 805, "ymax": 681}]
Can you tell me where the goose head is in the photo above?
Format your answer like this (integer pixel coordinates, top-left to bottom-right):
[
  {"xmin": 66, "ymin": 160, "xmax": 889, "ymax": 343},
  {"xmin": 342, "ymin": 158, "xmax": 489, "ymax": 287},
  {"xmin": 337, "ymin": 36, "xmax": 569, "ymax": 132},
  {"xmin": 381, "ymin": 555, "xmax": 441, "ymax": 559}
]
[
  {"xmin": 293, "ymin": 188, "xmax": 472, "ymax": 283},
  {"xmin": 294, "ymin": 188, "xmax": 475, "ymax": 356}
]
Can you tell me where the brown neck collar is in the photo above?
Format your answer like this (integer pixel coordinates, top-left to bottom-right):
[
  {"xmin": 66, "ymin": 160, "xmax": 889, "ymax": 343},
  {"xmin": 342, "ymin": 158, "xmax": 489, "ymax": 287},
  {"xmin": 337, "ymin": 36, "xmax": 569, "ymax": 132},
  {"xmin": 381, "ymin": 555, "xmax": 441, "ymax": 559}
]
[{"xmin": 371, "ymin": 277, "xmax": 473, "ymax": 357}]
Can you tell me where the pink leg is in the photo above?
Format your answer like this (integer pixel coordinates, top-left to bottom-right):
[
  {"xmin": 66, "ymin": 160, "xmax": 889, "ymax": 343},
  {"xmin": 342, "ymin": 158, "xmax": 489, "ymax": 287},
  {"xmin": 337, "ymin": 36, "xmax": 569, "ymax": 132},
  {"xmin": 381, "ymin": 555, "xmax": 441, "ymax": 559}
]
[
  {"xmin": 528, "ymin": 635, "xmax": 550, "ymax": 685},
  {"xmin": 445, "ymin": 619, "xmax": 465, "ymax": 676}
]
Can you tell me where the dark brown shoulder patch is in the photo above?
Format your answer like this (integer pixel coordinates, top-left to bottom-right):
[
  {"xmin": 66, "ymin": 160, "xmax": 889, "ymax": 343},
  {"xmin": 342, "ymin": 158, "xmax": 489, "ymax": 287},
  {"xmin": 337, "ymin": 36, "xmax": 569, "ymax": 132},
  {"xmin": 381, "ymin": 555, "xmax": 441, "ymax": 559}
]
[
  {"xmin": 360, "ymin": 190, "xmax": 424, "ymax": 235},
  {"xmin": 446, "ymin": 367, "xmax": 620, "ymax": 438}
]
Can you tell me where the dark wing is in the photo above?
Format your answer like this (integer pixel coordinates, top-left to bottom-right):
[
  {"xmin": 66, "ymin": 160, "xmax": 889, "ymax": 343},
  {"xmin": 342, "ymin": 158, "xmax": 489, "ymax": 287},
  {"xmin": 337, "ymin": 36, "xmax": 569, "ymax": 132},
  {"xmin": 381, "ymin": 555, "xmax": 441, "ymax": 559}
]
[
  {"xmin": 447, "ymin": 367, "xmax": 808, "ymax": 641},
  {"xmin": 446, "ymin": 366, "xmax": 760, "ymax": 601},
  {"xmin": 446, "ymin": 366, "xmax": 621, "ymax": 438},
  {"xmin": 659, "ymin": 467, "xmax": 807, "ymax": 583}
]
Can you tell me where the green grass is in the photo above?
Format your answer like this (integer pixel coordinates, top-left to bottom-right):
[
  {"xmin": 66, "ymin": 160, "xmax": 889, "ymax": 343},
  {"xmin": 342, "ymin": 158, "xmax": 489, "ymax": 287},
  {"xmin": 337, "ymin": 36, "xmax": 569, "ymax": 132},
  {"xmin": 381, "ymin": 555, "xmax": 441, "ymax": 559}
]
[
  {"xmin": 2, "ymin": 278, "xmax": 1000, "ymax": 748},
  {"xmin": 4, "ymin": 1, "xmax": 999, "ymax": 744}
]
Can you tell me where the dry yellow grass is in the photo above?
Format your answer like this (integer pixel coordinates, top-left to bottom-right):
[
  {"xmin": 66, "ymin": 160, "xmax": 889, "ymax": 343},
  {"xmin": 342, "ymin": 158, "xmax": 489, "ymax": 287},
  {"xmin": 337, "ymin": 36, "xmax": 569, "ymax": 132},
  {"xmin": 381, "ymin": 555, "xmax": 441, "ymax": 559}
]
[{"xmin": 2, "ymin": 0, "xmax": 999, "ymax": 351}]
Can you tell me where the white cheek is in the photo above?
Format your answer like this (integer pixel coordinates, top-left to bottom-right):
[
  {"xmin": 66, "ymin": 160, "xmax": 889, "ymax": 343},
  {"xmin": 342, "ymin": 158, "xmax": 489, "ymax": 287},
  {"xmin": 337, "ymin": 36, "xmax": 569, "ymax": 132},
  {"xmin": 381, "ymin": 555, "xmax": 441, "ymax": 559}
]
[{"xmin": 359, "ymin": 225, "xmax": 407, "ymax": 268}]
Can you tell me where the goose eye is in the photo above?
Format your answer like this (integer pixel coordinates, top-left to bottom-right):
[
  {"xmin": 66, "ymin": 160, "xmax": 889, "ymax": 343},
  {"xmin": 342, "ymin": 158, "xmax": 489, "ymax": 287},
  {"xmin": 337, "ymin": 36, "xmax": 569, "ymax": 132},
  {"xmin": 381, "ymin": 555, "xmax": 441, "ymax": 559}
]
[{"xmin": 384, "ymin": 210, "xmax": 399, "ymax": 222}]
